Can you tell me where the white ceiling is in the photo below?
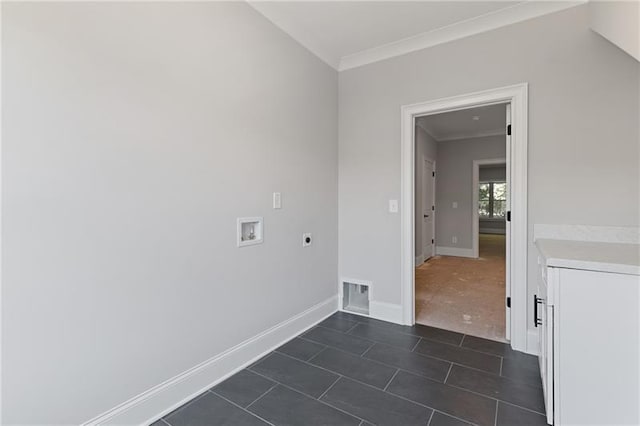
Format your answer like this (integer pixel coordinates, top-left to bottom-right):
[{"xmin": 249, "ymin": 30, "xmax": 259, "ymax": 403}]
[
  {"xmin": 416, "ymin": 103, "xmax": 506, "ymax": 142},
  {"xmin": 249, "ymin": 1, "xmax": 584, "ymax": 70}
]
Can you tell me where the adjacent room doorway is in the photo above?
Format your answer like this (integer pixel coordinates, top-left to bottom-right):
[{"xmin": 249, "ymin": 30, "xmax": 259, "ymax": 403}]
[{"xmin": 400, "ymin": 84, "xmax": 529, "ymax": 352}]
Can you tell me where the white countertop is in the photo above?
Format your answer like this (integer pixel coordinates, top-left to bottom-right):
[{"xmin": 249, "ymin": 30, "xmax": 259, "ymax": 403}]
[{"xmin": 535, "ymin": 239, "xmax": 640, "ymax": 276}]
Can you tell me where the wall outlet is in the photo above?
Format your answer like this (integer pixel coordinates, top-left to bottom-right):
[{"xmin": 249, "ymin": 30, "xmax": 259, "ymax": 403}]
[
  {"xmin": 452, "ymin": 201, "xmax": 458, "ymax": 208},
  {"xmin": 452, "ymin": 236, "xmax": 458, "ymax": 244},
  {"xmin": 389, "ymin": 199, "xmax": 398, "ymax": 213},
  {"xmin": 273, "ymin": 192, "xmax": 282, "ymax": 209},
  {"xmin": 302, "ymin": 233, "xmax": 312, "ymax": 247}
]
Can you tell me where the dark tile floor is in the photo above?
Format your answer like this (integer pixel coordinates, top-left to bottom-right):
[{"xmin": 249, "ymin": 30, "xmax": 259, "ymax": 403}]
[{"xmin": 152, "ymin": 311, "xmax": 546, "ymax": 426}]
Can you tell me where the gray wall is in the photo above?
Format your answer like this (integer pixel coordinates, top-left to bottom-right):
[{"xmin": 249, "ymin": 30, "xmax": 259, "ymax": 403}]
[
  {"xmin": 479, "ymin": 165, "xmax": 506, "ymax": 182},
  {"xmin": 435, "ymin": 136, "xmax": 506, "ymax": 249},
  {"xmin": 2, "ymin": 3, "xmax": 338, "ymax": 424},
  {"xmin": 414, "ymin": 126, "xmax": 438, "ymax": 258},
  {"xmin": 338, "ymin": 3, "xmax": 639, "ymax": 319},
  {"xmin": 479, "ymin": 165, "xmax": 507, "ymax": 235}
]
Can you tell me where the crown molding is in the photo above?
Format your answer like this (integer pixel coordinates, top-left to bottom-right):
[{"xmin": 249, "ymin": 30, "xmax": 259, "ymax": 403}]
[
  {"xmin": 339, "ymin": 0, "xmax": 586, "ymax": 71},
  {"xmin": 415, "ymin": 121, "xmax": 439, "ymax": 142}
]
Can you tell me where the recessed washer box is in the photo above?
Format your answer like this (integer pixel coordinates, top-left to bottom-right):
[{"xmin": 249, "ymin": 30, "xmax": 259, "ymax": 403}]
[
  {"xmin": 341, "ymin": 279, "xmax": 371, "ymax": 315},
  {"xmin": 237, "ymin": 217, "xmax": 263, "ymax": 247}
]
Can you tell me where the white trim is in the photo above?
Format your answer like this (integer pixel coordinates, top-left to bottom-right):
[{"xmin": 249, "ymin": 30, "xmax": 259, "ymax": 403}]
[
  {"xmin": 415, "ymin": 254, "xmax": 425, "ymax": 265},
  {"xmin": 82, "ymin": 296, "xmax": 338, "ymax": 426},
  {"xmin": 400, "ymin": 83, "xmax": 528, "ymax": 353},
  {"xmin": 435, "ymin": 246, "xmax": 475, "ymax": 258},
  {"xmin": 339, "ymin": 1, "xmax": 585, "ymax": 71},
  {"xmin": 421, "ymin": 157, "xmax": 436, "ymax": 261},
  {"xmin": 369, "ymin": 301, "xmax": 403, "ymax": 324},
  {"xmin": 472, "ymin": 158, "xmax": 507, "ymax": 259}
]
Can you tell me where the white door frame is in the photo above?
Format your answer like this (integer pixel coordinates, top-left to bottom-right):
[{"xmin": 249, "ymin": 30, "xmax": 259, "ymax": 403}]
[
  {"xmin": 421, "ymin": 157, "xmax": 436, "ymax": 262},
  {"xmin": 400, "ymin": 83, "xmax": 528, "ymax": 352},
  {"xmin": 472, "ymin": 158, "xmax": 506, "ymax": 259}
]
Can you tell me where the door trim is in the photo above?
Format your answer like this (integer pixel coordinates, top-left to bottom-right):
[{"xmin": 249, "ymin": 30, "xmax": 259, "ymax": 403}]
[
  {"xmin": 400, "ymin": 83, "xmax": 529, "ymax": 353},
  {"xmin": 422, "ymin": 157, "xmax": 435, "ymax": 262}
]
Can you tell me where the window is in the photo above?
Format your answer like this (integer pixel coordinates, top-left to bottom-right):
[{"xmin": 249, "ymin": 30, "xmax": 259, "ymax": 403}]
[{"xmin": 479, "ymin": 182, "xmax": 506, "ymax": 219}]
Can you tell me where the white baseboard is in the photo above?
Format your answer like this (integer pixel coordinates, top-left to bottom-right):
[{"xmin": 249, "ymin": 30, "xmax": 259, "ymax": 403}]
[
  {"xmin": 479, "ymin": 228, "xmax": 506, "ymax": 235},
  {"xmin": 525, "ymin": 329, "xmax": 539, "ymax": 356},
  {"xmin": 435, "ymin": 246, "xmax": 475, "ymax": 258},
  {"xmin": 369, "ymin": 301, "xmax": 403, "ymax": 324},
  {"xmin": 415, "ymin": 254, "xmax": 424, "ymax": 265},
  {"xmin": 83, "ymin": 296, "xmax": 339, "ymax": 426}
]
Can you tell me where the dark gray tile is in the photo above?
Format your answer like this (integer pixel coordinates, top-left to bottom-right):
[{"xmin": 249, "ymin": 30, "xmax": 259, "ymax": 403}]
[
  {"xmin": 386, "ymin": 371, "xmax": 496, "ymax": 426},
  {"xmin": 363, "ymin": 343, "xmax": 450, "ymax": 382},
  {"xmin": 321, "ymin": 378, "xmax": 432, "ymax": 426},
  {"xmin": 428, "ymin": 412, "xmax": 473, "ymax": 426},
  {"xmin": 212, "ymin": 369, "xmax": 275, "ymax": 408},
  {"xmin": 331, "ymin": 312, "xmax": 416, "ymax": 336},
  {"xmin": 276, "ymin": 338, "xmax": 326, "ymax": 361},
  {"xmin": 149, "ymin": 420, "xmax": 168, "ymax": 426},
  {"xmin": 446, "ymin": 365, "xmax": 545, "ymax": 414},
  {"xmin": 501, "ymin": 357, "xmax": 542, "ymax": 388},
  {"xmin": 248, "ymin": 385, "xmax": 360, "ymax": 426},
  {"xmin": 460, "ymin": 335, "xmax": 512, "ymax": 356},
  {"xmin": 165, "ymin": 392, "xmax": 268, "ymax": 426},
  {"xmin": 249, "ymin": 352, "xmax": 338, "ymax": 398},
  {"xmin": 411, "ymin": 325, "xmax": 464, "ymax": 346},
  {"xmin": 319, "ymin": 316, "xmax": 360, "ymax": 332},
  {"xmin": 414, "ymin": 339, "xmax": 501, "ymax": 374},
  {"xmin": 348, "ymin": 323, "xmax": 420, "ymax": 350},
  {"xmin": 309, "ymin": 347, "xmax": 397, "ymax": 389},
  {"xmin": 496, "ymin": 402, "xmax": 547, "ymax": 426},
  {"xmin": 303, "ymin": 326, "xmax": 374, "ymax": 355}
]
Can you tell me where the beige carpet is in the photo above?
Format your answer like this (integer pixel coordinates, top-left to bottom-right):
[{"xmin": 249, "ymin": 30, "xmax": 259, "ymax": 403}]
[{"xmin": 415, "ymin": 234, "xmax": 506, "ymax": 342}]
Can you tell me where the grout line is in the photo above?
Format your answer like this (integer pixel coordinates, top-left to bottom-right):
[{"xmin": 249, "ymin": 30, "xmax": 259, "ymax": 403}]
[
  {"xmin": 345, "ymin": 322, "xmax": 361, "ymax": 334},
  {"xmin": 459, "ymin": 334, "xmax": 466, "ymax": 347},
  {"xmin": 499, "ymin": 357, "xmax": 504, "ymax": 376},
  {"xmin": 209, "ymin": 390, "xmax": 276, "ymax": 426},
  {"xmin": 244, "ymin": 382, "xmax": 279, "ymax": 410},
  {"xmin": 306, "ymin": 346, "xmax": 328, "ymax": 363},
  {"xmin": 426, "ymin": 409, "xmax": 435, "ymax": 426},
  {"xmin": 360, "ymin": 342, "xmax": 375, "ymax": 358},
  {"xmin": 410, "ymin": 337, "xmax": 421, "ymax": 352},
  {"xmin": 444, "ymin": 363, "xmax": 454, "ymax": 383},
  {"xmin": 498, "ymin": 400, "xmax": 547, "ymax": 417},
  {"xmin": 159, "ymin": 418, "xmax": 171, "ymax": 426},
  {"xmin": 318, "ymin": 376, "xmax": 341, "ymax": 400},
  {"xmin": 382, "ymin": 369, "xmax": 400, "ymax": 391},
  {"xmin": 494, "ymin": 400, "xmax": 499, "ymax": 426},
  {"xmin": 250, "ymin": 369, "xmax": 368, "ymax": 424}
]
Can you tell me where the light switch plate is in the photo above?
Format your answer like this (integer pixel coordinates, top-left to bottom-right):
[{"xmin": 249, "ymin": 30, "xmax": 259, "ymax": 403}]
[
  {"xmin": 452, "ymin": 202, "xmax": 458, "ymax": 208},
  {"xmin": 273, "ymin": 192, "xmax": 282, "ymax": 209},
  {"xmin": 389, "ymin": 200, "xmax": 398, "ymax": 213}
]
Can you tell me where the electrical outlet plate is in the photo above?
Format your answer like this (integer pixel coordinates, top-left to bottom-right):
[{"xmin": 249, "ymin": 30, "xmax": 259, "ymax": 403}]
[{"xmin": 302, "ymin": 233, "xmax": 312, "ymax": 247}]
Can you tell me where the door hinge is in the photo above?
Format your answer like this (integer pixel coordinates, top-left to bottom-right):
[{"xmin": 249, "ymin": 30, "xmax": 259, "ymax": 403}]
[
  {"xmin": 506, "ymin": 211, "xmax": 511, "ymax": 222},
  {"xmin": 507, "ymin": 124, "xmax": 511, "ymax": 136},
  {"xmin": 431, "ymin": 239, "xmax": 434, "ymax": 244},
  {"xmin": 431, "ymin": 205, "xmax": 434, "ymax": 211},
  {"xmin": 432, "ymin": 171, "xmax": 435, "ymax": 177},
  {"xmin": 506, "ymin": 297, "xmax": 511, "ymax": 308}
]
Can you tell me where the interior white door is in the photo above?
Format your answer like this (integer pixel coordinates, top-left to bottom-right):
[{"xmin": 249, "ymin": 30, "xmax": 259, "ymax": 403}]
[
  {"xmin": 422, "ymin": 159, "xmax": 435, "ymax": 260},
  {"xmin": 505, "ymin": 103, "xmax": 512, "ymax": 340}
]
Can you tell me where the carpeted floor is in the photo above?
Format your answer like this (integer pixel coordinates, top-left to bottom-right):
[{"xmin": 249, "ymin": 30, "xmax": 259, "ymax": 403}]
[{"xmin": 415, "ymin": 234, "xmax": 506, "ymax": 342}]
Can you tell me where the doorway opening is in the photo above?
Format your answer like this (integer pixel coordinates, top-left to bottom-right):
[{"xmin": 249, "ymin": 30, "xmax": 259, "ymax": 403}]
[
  {"xmin": 414, "ymin": 104, "xmax": 508, "ymax": 342},
  {"xmin": 400, "ymin": 84, "xmax": 529, "ymax": 352}
]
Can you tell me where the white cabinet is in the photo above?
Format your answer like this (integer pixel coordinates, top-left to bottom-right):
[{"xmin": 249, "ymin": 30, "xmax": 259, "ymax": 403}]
[{"xmin": 536, "ymin": 240, "xmax": 640, "ymax": 426}]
